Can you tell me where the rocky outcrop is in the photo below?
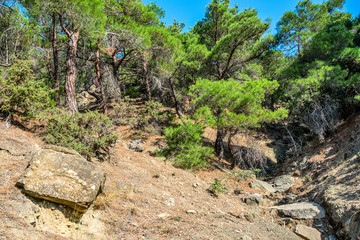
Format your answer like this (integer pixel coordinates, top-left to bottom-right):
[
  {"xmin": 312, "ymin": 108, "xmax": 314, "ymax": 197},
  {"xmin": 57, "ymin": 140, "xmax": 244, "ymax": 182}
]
[
  {"xmin": 270, "ymin": 202, "xmax": 326, "ymax": 219},
  {"xmin": 16, "ymin": 145, "xmax": 105, "ymax": 212}
]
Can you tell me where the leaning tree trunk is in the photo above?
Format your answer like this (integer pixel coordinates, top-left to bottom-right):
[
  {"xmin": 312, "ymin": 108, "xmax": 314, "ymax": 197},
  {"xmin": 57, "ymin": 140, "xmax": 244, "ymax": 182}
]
[
  {"xmin": 65, "ymin": 31, "xmax": 79, "ymax": 113},
  {"xmin": 52, "ymin": 13, "xmax": 60, "ymax": 106}
]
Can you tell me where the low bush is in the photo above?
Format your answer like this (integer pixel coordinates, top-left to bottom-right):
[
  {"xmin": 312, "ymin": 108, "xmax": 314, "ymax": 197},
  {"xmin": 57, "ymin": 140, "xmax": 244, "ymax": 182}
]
[
  {"xmin": 0, "ymin": 59, "xmax": 53, "ymax": 120},
  {"xmin": 162, "ymin": 121, "xmax": 213, "ymax": 169},
  {"xmin": 208, "ymin": 178, "xmax": 227, "ymax": 196},
  {"xmin": 44, "ymin": 109, "xmax": 118, "ymax": 160}
]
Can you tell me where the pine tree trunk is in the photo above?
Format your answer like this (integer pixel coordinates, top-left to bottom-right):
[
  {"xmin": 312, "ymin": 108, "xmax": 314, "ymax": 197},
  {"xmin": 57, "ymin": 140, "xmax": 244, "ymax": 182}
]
[
  {"xmin": 112, "ymin": 54, "xmax": 121, "ymax": 103},
  {"xmin": 215, "ymin": 126, "xmax": 226, "ymax": 160},
  {"xmin": 65, "ymin": 31, "xmax": 79, "ymax": 113},
  {"xmin": 95, "ymin": 39, "xmax": 107, "ymax": 114},
  {"xmin": 142, "ymin": 60, "xmax": 151, "ymax": 101},
  {"xmin": 94, "ymin": 38, "xmax": 101, "ymax": 87},
  {"xmin": 228, "ymin": 132, "xmax": 237, "ymax": 169},
  {"xmin": 52, "ymin": 13, "xmax": 60, "ymax": 106}
]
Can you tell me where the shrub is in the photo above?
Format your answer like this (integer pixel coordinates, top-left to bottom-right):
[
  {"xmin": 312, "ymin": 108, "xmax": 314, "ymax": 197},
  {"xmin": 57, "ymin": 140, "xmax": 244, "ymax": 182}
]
[
  {"xmin": 162, "ymin": 121, "xmax": 213, "ymax": 169},
  {"xmin": 0, "ymin": 59, "xmax": 53, "ymax": 120},
  {"xmin": 44, "ymin": 109, "xmax": 118, "ymax": 160},
  {"xmin": 208, "ymin": 178, "xmax": 227, "ymax": 196},
  {"xmin": 111, "ymin": 99, "xmax": 174, "ymax": 132}
]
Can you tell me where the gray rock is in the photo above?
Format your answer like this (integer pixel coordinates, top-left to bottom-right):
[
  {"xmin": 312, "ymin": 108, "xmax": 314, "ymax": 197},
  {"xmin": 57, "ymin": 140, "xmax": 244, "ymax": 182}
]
[
  {"xmin": 127, "ymin": 140, "xmax": 143, "ymax": 152},
  {"xmin": 294, "ymin": 225, "xmax": 321, "ymax": 240},
  {"xmin": 243, "ymin": 193, "xmax": 262, "ymax": 206},
  {"xmin": 16, "ymin": 145, "xmax": 105, "ymax": 212},
  {"xmin": 270, "ymin": 202, "xmax": 326, "ymax": 219},
  {"xmin": 250, "ymin": 179, "xmax": 276, "ymax": 193},
  {"xmin": 274, "ymin": 175, "xmax": 295, "ymax": 192},
  {"xmin": 77, "ymin": 91, "xmax": 98, "ymax": 110}
]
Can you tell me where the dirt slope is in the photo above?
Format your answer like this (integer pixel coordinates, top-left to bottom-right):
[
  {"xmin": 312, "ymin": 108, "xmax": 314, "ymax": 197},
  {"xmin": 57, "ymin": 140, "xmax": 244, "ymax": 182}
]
[{"xmin": 0, "ymin": 122, "xmax": 302, "ymax": 240}]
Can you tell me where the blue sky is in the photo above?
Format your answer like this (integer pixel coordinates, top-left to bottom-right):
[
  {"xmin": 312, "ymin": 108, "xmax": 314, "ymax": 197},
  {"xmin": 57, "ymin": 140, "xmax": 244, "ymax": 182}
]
[{"xmin": 143, "ymin": 0, "xmax": 360, "ymax": 33}]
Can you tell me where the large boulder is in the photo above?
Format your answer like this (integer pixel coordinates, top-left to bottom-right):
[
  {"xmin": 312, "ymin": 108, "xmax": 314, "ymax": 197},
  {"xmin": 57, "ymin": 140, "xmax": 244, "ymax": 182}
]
[
  {"xmin": 270, "ymin": 202, "xmax": 326, "ymax": 219},
  {"xmin": 16, "ymin": 145, "xmax": 105, "ymax": 212}
]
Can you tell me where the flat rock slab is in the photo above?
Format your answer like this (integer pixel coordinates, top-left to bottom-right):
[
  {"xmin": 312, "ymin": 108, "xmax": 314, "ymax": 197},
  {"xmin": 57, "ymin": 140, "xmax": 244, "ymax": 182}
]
[
  {"xmin": 294, "ymin": 225, "xmax": 322, "ymax": 240},
  {"xmin": 274, "ymin": 175, "xmax": 295, "ymax": 192},
  {"xmin": 250, "ymin": 179, "xmax": 276, "ymax": 193},
  {"xmin": 270, "ymin": 202, "xmax": 326, "ymax": 219},
  {"xmin": 17, "ymin": 145, "xmax": 105, "ymax": 212}
]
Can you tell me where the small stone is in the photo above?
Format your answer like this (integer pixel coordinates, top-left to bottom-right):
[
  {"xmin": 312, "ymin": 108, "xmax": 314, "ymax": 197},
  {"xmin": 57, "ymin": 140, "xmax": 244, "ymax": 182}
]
[
  {"xmin": 294, "ymin": 225, "xmax": 321, "ymax": 240},
  {"xmin": 186, "ymin": 210, "xmax": 197, "ymax": 214},
  {"xmin": 243, "ymin": 193, "xmax": 262, "ymax": 206},
  {"xmin": 157, "ymin": 213, "xmax": 170, "ymax": 219},
  {"xmin": 250, "ymin": 180, "xmax": 276, "ymax": 193},
  {"xmin": 165, "ymin": 198, "xmax": 175, "ymax": 207},
  {"xmin": 273, "ymin": 175, "xmax": 295, "ymax": 193},
  {"xmin": 127, "ymin": 140, "xmax": 143, "ymax": 152},
  {"xmin": 193, "ymin": 183, "xmax": 202, "ymax": 188}
]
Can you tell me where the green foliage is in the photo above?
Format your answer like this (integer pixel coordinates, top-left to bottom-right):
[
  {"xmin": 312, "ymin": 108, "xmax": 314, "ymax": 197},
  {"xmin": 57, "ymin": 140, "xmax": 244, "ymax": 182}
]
[
  {"xmin": 192, "ymin": 0, "xmax": 270, "ymax": 80},
  {"xmin": 162, "ymin": 121, "xmax": 213, "ymax": 169},
  {"xmin": 111, "ymin": 99, "xmax": 174, "ymax": 132},
  {"xmin": 190, "ymin": 78, "xmax": 288, "ymax": 130},
  {"xmin": 232, "ymin": 169, "xmax": 261, "ymax": 182},
  {"xmin": 0, "ymin": 59, "xmax": 53, "ymax": 120},
  {"xmin": 208, "ymin": 178, "xmax": 227, "ymax": 196},
  {"xmin": 44, "ymin": 109, "xmax": 118, "ymax": 160}
]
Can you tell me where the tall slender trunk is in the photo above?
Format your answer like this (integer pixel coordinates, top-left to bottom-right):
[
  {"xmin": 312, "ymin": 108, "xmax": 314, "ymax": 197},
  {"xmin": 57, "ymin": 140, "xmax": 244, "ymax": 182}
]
[
  {"xmin": 65, "ymin": 31, "xmax": 79, "ymax": 113},
  {"xmin": 168, "ymin": 76, "xmax": 182, "ymax": 120},
  {"xmin": 297, "ymin": 33, "xmax": 301, "ymax": 55},
  {"xmin": 142, "ymin": 60, "xmax": 151, "ymax": 101},
  {"xmin": 52, "ymin": 13, "xmax": 60, "ymax": 106},
  {"xmin": 112, "ymin": 53, "xmax": 121, "ymax": 103},
  {"xmin": 5, "ymin": 33, "xmax": 8, "ymax": 65},
  {"xmin": 95, "ymin": 38, "xmax": 107, "ymax": 114},
  {"xmin": 94, "ymin": 38, "xmax": 101, "ymax": 87}
]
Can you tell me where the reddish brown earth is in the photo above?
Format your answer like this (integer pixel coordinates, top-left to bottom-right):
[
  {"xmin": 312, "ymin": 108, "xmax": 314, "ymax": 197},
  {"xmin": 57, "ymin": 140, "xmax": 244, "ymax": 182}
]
[{"xmin": 0, "ymin": 120, "xmax": 304, "ymax": 240}]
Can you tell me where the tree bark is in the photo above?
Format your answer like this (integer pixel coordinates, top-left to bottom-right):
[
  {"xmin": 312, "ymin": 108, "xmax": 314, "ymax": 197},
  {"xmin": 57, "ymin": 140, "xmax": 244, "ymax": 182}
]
[
  {"xmin": 168, "ymin": 76, "xmax": 183, "ymax": 120},
  {"xmin": 215, "ymin": 126, "xmax": 226, "ymax": 160},
  {"xmin": 112, "ymin": 53, "xmax": 122, "ymax": 103},
  {"xmin": 94, "ymin": 38, "xmax": 101, "ymax": 87},
  {"xmin": 228, "ymin": 131, "xmax": 237, "ymax": 169},
  {"xmin": 52, "ymin": 13, "xmax": 60, "ymax": 106},
  {"xmin": 142, "ymin": 59, "xmax": 151, "ymax": 101},
  {"xmin": 95, "ymin": 39, "xmax": 107, "ymax": 114},
  {"xmin": 58, "ymin": 13, "xmax": 79, "ymax": 113},
  {"xmin": 65, "ymin": 31, "xmax": 79, "ymax": 113}
]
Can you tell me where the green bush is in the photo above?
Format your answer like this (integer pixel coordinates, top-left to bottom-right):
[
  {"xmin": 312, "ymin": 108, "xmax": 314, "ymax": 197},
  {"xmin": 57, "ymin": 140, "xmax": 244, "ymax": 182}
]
[
  {"xmin": 44, "ymin": 109, "xmax": 118, "ymax": 160},
  {"xmin": 0, "ymin": 59, "xmax": 53, "ymax": 120},
  {"xmin": 208, "ymin": 178, "xmax": 227, "ymax": 196},
  {"xmin": 162, "ymin": 121, "xmax": 213, "ymax": 169}
]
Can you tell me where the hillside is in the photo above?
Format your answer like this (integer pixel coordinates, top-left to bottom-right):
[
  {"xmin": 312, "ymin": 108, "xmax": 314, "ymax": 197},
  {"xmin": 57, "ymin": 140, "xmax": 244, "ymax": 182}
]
[{"xmin": 0, "ymin": 121, "xmax": 305, "ymax": 240}]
